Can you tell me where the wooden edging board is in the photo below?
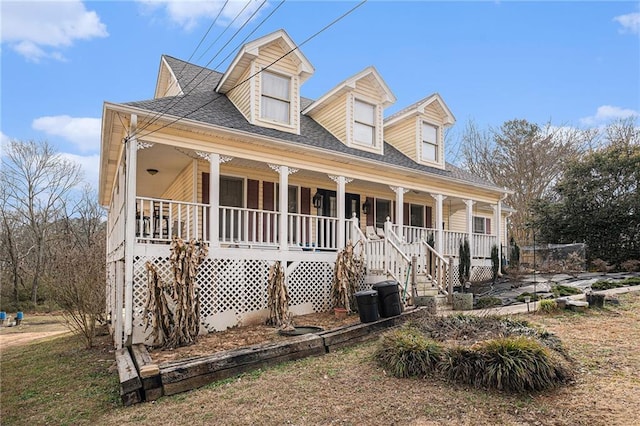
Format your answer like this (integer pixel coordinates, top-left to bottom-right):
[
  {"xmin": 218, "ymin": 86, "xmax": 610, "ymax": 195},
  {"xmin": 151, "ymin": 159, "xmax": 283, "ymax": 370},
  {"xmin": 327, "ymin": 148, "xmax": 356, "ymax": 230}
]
[{"xmin": 157, "ymin": 307, "xmax": 427, "ymax": 397}]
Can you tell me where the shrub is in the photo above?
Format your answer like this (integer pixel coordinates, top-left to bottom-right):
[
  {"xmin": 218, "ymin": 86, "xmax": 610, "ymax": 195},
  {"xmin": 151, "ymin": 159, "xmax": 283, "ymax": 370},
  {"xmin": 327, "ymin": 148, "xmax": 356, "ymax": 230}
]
[
  {"xmin": 516, "ymin": 292, "xmax": 542, "ymax": 303},
  {"xmin": 477, "ymin": 336, "xmax": 571, "ymax": 392},
  {"xmin": 591, "ymin": 258, "xmax": 613, "ymax": 273},
  {"xmin": 592, "ymin": 280, "xmax": 625, "ymax": 291},
  {"xmin": 375, "ymin": 327, "xmax": 443, "ymax": 378},
  {"xmin": 551, "ymin": 285, "xmax": 582, "ymax": 297},
  {"xmin": 538, "ymin": 299, "xmax": 558, "ymax": 313},
  {"xmin": 621, "ymin": 259, "xmax": 640, "ymax": 272},
  {"xmin": 476, "ymin": 296, "xmax": 502, "ymax": 309}
]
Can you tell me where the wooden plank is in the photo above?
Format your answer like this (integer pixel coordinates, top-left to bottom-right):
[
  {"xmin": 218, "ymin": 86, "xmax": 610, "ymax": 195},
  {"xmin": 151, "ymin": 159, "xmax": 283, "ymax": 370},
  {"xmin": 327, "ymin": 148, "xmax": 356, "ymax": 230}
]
[
  {"xmin": 160, "ymin": 334, "xmax": 323, "ymax": 384},
  {"xmin": 116, "ymin": 348, "xmax": 142, "ymax": 395},
  {"xmin": 129, "ymin": 344, "xmax": 163, "ymax": 401},
  {"xmin": 121, "ymin": 389, "xmax": 142, "ymax": 407},
  {"xmin": 162, "ymin": 346, "xmax": 324, "ymax": 396}
]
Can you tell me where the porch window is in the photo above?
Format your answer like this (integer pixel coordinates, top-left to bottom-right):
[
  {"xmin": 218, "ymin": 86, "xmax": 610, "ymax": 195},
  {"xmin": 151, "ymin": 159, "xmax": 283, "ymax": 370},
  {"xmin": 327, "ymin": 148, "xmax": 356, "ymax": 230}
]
[
  {"xmin": 375, "ymin": 198, "xmax": 391, "ymax": 228},
  {"xmin": 354, "ymin": 99, "xmax": 376, "ymax": 146},
  {"xmin": 275, "ymin": 185, "xmax": 299, "ymax": 213},
  {"xmin": 409, "ymin": 204, "xmax": 424, "ymax": 227},
  {"xmin": 473, "ymin": 216, "xmax": 491, "ymax": 234},
  {"xmin": 421, "ymin": 122, "xmax": 438, "ymax": 162},
  {"xmin": 261, "ymin": 71, "xmax": 291, "ymax": 124}
]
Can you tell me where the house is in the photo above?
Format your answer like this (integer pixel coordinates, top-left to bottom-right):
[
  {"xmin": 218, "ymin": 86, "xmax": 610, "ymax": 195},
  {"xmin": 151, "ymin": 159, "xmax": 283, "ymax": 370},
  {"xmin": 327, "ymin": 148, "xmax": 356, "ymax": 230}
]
[{"xmin": 99, "ymin": 29, "xmax": 512, "ymax": 348}]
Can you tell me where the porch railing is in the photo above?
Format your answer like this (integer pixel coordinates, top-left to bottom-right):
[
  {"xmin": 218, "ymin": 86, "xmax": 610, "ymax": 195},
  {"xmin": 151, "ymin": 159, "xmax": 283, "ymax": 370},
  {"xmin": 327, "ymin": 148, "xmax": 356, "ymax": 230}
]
[
  {"xmin": 441, "ymin": 231, "xmax": 467, "ymax": 257},
  {"xmin": 287, "ymin": 213, "xmax": 339, "ymax": 250},
  {"xmin": 473, "ymin": 233, "xmax": 496, "ymax": 258},
  {"xmin": 136, "ymin": 197, "xmax": 209, "ymax": 242},
  {"xmin": 401, "ymin": 225, "xmax": 436, "ymax": 244}
]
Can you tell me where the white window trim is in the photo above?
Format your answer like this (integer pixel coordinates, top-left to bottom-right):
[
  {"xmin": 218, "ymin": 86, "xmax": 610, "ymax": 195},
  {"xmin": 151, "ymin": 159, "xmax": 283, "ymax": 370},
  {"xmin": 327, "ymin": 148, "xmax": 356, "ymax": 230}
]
[
  {"xmin": 259, "ymin": 69, "xmax": 293, "ymax": 126},
  {"xmin": 421, "ymin": 121, "xmax": 439, "ymax": 163},
  {"xmin": 472, "ymin": 216, "xmax": 490, "ymax": 235},
  {"xmin": 353, "ymin": 98, "xmax": 377, "ymax": 147}
]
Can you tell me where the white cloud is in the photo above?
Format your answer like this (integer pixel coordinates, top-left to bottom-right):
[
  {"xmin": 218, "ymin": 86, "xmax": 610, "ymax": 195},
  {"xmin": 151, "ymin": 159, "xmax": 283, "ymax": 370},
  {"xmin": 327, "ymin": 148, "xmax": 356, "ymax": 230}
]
[
  {"xmin": 580, "ymin": 105, "xmax": 640, "ymax": 127},
  {"xmin": 613, "ymin": 12, "xmax": 640, "ymax": 34},
  {"xmin": 137, "ymin": 0, "xmax": 265, "ymax": 31},
  {"xmin": 0, "ymin": 130, "xmax": 10, "ymax": 146},
  {"xmin": 60, "ymin": 153, "xmax": 100, "ymax": 189},
  {"xmin": 0, "ymin": 0, "xmax": 108, "ymax": 62},
  {"xmin": 32, "ymin": 115, "xmax": 101, "ymax": 153}
]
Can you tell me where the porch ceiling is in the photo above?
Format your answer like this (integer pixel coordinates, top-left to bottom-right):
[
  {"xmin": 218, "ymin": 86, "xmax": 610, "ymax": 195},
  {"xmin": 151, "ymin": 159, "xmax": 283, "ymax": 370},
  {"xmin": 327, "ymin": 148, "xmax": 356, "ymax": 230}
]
[{"xmin": 137, "ymin": 143, "xmax": 194, "ymax": 198}]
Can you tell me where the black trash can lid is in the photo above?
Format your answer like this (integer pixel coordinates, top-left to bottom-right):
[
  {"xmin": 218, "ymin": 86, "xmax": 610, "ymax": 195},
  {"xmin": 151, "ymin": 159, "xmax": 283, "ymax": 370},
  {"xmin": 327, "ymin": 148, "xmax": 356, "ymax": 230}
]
[
  {"xmin": 372, "ymin": 280, "xmax": 398, "ymax": 289},
  {"xmin": 355, "ymin": 289, "xmax": 378, "ymax": 297}
]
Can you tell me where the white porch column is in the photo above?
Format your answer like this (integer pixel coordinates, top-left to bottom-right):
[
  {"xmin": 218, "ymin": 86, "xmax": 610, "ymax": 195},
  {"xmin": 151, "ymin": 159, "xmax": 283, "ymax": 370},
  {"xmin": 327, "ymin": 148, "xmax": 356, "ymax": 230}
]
[
  {"xmin": 494, "ymin": 193, "xmax": 508, "ymax": 273},
  {"xmin": 430, "ymin": 193, "xmax": 446, "ymax": 252},
  {"xmin": 464, "ymin": 199, "xmax": 475, "ymax": 259},
  {"xmin": 336, "ymin": 176, "xmax": 346, "ymax": 249},
  {"xmin": 329, "ymin": 174, "xmax": 352, "ymax": 249},
  {"xmin": 395, "ymin": 186, "xmax": 405, "ymax": 229},
  {"xmin": 124, "ymin": 114, "xmax": 138, "ymax": 344},
  {"xmin": 209, "ymin": 153, "xmax": 220, "ymax": 248},
  {"xmin": 271, "ymin": 164, "xmax": 299, "ymax": 250}
]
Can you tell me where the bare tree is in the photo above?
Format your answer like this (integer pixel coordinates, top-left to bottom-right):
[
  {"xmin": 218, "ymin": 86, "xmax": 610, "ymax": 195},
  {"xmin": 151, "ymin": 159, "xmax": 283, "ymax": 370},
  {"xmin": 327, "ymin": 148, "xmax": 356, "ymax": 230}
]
[
  {"xmin": 49, "ymin": 185, "xmax": 106, "ymax": 348},
  {"xmin": 461, "ymin": 119, "xmax": 595, "ymax": 244},
  {"xmin": 1, "ymin": 140, "xmax": 82, "ymax": 305}
]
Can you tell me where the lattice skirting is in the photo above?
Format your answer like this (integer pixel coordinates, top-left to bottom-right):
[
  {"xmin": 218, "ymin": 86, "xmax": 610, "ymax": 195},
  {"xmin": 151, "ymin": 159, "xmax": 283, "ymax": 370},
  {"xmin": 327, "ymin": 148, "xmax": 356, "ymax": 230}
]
[
  {"xmin": 448, "ymin": 264, "xmax": 493, "ymax": 287},
  {"xmin": 131, "ymin": 256, "xmax": 336, "ymax": 344}
]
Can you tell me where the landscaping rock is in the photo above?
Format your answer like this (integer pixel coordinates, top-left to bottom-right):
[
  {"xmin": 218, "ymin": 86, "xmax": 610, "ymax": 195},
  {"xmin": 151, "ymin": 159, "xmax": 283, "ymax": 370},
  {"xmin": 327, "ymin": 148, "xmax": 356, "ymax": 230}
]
[{"xmin": 566, "ymin": 300, "xmax": 589, "ymax": 312}]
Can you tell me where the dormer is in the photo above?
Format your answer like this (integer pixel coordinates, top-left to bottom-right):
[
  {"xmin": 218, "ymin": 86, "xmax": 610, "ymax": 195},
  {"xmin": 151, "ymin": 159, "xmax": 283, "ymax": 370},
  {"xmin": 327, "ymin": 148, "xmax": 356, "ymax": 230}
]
[
  {"xmin": 216, "ymin": 29, "xmax": 314, "ymax": 135},
  {"xmin": 383, "ymin": 93, "xmax": 455, "ymax": 170},
  {"xmin": 154, "ymin": 56, "xmax": 182, "ymax": 98},
  {"xmin": 302, "ymin": 67, "xmax": 396, "ymax": 155}
]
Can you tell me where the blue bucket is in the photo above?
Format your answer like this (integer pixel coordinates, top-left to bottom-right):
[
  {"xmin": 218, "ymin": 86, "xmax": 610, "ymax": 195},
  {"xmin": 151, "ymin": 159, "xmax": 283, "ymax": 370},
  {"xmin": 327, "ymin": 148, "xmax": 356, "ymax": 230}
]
[
  {"xmin": 0, "ymin": 311, "xmax": 6, "ymax": 320},
  {"xmin": 16, "ymin": 311, "xmax": 23, "ymax": 320}
]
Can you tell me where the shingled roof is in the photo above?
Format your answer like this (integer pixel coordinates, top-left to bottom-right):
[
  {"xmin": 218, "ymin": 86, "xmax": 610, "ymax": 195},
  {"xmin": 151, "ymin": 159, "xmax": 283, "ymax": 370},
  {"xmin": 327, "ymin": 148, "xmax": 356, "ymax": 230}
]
[{"xmin": 125, "ymin": 55, "xmax": 502, "ymax": 191}]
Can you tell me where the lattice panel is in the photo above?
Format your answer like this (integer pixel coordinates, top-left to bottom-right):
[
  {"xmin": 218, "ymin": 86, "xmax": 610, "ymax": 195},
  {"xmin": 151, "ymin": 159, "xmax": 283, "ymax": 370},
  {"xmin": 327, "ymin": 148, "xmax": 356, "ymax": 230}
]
[
  {"xmin": 132, "ymin": 256, "xmax": 173, "ymax": 329},
  {"xmin": 288, "ymin": 261, "xmax": 334, "ymax": 312},
  {"xmin": 471, "ymin": 266, "xmax": 493, "ymax": 282},
  {"xmin": 209, "ymin": 259, "xmax": 270, "ymax": 317}
]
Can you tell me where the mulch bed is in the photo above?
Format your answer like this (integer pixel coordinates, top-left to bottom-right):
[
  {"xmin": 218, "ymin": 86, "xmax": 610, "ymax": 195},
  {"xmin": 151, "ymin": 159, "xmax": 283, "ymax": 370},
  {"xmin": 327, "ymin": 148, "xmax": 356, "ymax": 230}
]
[{"xmin": 149, "ymin": 311, "xmax": 360, "ymax": 365}]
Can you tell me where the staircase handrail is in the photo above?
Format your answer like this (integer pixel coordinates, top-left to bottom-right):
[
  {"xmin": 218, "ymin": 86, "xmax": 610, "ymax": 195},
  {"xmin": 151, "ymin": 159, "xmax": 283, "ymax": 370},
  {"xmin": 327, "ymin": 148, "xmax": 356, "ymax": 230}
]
[{"xmin": 420, "ymin": 238, "xmax": 450, "ymax": 296}]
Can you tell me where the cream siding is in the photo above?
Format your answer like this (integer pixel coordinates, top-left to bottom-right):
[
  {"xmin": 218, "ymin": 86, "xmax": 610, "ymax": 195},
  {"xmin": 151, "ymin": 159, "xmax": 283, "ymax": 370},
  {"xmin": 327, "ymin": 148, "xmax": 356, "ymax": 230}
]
[
  {"xmin": 355, "ymin": 78, "xmax": 382, "ymax": 100},
  {"xmin": 161, "ymin": 162, "xmax": 194, "ymax": 202},
  {"xmin": 227, "ymin": 65, "xmax": 253, "ymax": 122},
  {"xmin": 384, "ymin": 117, "xmax": 417, "ymax": 159},
  {"xmin": 305, "ymin": 93, "xmax": 348, "ymax": 144}
]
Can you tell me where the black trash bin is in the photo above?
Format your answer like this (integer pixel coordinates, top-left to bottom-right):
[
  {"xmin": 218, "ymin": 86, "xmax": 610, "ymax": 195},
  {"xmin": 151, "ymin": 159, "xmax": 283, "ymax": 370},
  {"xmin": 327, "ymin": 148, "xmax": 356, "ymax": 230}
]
[
  {"xmin": 355, "ymin": 290, "xmax": 379, "ymax": 323},
  {"xmin": 372, "ymin": 280, "xmax": 403, "ymax": 317}
]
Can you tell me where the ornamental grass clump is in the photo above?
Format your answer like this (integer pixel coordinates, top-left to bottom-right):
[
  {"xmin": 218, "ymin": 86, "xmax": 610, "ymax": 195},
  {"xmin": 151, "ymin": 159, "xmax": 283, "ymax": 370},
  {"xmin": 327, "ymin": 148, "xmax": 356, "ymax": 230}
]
[
  {"xmin": 438, "ymin": 346, "xmax": 484, "ymax": 385},
  {"xmin": 376, "ymin": 327, "xmax": 443, "ymax": 378},
  {"xmin": 538, "ymin": 299, "xmax": 558, "ymax": 313},
  {"xmin": 477, "ymin": 336, "xmax": 572, "ymax": 392}
]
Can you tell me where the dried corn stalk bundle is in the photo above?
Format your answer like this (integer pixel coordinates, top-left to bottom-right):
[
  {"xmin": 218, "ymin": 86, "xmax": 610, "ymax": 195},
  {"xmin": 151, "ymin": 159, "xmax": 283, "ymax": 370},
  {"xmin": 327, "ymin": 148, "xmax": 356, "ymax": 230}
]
[
  {"xmin": 330, "ymin": 240, "xmax": 364, "ymax": 312},
  {"xmin": 144, "ymin": 238, "xmax": 207, "ymax": 349},
  {"xmin": 144, "ymin": 262, "xmax": 173, "ymax": 345},
  {"xmin": 266, "ymin": 261, "xmax": 293, "ymax": 330}
]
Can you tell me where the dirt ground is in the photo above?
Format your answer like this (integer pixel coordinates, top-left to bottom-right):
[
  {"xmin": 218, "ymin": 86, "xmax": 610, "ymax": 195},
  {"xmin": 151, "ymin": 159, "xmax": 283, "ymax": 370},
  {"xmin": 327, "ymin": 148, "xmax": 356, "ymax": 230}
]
[
  {"xmin": 0, "ymin": 314, "xmax": 69, "ymax": 350},
  {"xmin": 150, "ymin": 311, "xmax": 360, "ymax": 364}
]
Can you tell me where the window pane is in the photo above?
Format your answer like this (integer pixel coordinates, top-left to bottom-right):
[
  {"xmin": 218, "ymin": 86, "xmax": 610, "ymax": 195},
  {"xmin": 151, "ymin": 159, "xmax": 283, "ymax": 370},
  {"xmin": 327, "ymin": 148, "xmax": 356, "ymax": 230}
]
[
  {"xmin": 354, "ymin": 122, "xmax": 374, "ymax": 145},
  {"xmin": 220, "ymin": 176, "xmax": 244, "ymax": 207},
  {"xmin": 473, "ymin": 217, "xmax": 485, "ymax": 234},
  {"xmin": 262, "ymin": 96, "xmax": 290, "ymax": 123},
  {"xmin": 422, "ymin": 142, "xmax": 437, "ymax": 161},
  {"xmin": 410, "ymin": 204, "xmax": 424, "ymax": 227},
  {"xmin": 262, "ymin": 72, "xmax": 290, "ymax": 99},
  {"xmin": 288, "ymin": 186, "xmax": 298, "ymax": 213},
  {"xmin": 354, "ymin": 100, "xmax": 375, "ymax": 125},
  {"xmin": 422, "ymin": 123, "xmax": 437, "ymax": 143},
  {"xmin": 375, "ymin": 199, "xmax": 391, "ymax": 228}
]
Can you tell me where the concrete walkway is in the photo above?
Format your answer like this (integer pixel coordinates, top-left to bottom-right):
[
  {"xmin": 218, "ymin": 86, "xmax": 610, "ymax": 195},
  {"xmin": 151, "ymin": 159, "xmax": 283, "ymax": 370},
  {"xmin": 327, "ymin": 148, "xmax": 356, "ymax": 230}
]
[{"xmin": 439, "ymin": 285, "xmax": 640, "ymax": 317}]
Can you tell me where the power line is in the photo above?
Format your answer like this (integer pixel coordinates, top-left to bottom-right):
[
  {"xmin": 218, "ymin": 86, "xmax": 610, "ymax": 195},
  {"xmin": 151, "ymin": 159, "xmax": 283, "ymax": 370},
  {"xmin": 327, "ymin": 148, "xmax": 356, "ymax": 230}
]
[
  {"xmin": 134, "ymin": 0, "xmax": 272, "ymax": 137},
  {"xmin": 134, "ymin": 0, "xmax": 368, "ymax": 141},
  {"xmin": 160, "ymin": 0, "xmax": 231, "ymax": 98}
]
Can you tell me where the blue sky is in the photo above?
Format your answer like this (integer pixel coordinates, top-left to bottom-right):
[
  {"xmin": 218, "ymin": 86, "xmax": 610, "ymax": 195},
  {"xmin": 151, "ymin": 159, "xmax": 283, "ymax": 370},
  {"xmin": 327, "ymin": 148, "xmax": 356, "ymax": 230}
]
[{"xmin": 1, "ymin": 1, "xmax": 639, "ymax": 188}]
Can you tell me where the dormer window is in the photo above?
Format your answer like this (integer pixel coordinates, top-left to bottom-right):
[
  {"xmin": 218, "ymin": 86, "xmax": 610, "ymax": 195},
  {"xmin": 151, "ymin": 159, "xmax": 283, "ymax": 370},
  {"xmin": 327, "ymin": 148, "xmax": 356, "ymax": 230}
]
[
  {"xmin": 354, "ymin": 99, "xmax": 376, "ymax": 146},
  {"xmin": 421, "ymin": 122, "xmax": 439, "ymax": 162},
  {"xmin": 261, "ymin": 71, "xmax": 291, "ymax": 124}
]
